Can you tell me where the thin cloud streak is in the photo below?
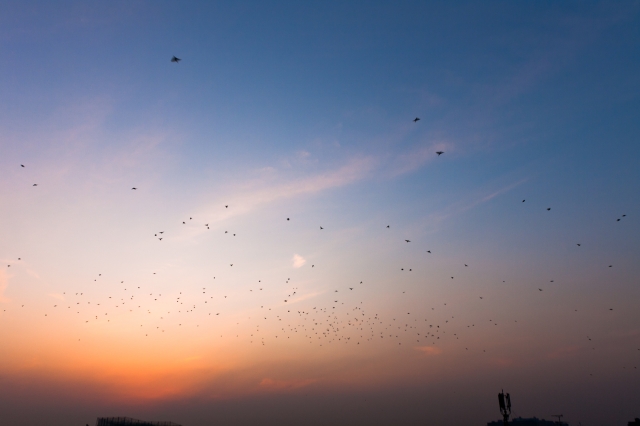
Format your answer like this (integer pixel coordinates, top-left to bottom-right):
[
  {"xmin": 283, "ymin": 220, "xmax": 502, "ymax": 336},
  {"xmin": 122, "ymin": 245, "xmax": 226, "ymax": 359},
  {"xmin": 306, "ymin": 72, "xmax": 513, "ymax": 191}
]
[
  {"xmin": 185, "ymin": 156, "xmax": 378, "ymax": 237},
  {"xmin": 388, "ymin": 140, "xmax": 452, "ymax": 177}
]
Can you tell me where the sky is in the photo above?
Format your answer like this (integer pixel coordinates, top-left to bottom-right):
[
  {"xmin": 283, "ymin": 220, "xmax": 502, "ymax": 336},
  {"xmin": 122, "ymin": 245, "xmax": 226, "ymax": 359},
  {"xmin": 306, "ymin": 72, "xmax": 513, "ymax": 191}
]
[{"xmin": 1, "ymin": 1, "xmax": 639, "ymax": 425}]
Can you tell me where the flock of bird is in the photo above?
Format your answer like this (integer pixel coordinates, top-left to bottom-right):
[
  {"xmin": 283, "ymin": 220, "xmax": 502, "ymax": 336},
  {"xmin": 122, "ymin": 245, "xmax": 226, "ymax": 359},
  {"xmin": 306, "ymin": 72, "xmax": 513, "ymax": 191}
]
[{"xmin": 2, "ymin": 56, "xmax": 637, "ymax": 378}]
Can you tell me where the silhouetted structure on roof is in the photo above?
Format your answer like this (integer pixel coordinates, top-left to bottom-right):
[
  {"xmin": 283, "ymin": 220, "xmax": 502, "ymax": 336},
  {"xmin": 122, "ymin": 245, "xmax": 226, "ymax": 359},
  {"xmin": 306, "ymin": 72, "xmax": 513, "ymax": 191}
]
[
  {"xmin": 498, "ymin": 390, "xmax": 512, "ymax": 425},
  {"xmin": 96, "ymin": 417, "xmax": 181, "ymax": 426},
  {"xmin": 488, "ymin": 417, "xmax": 567, "ymax": 426},
  {"xmin": 629, "ymin": 418, "xmax": 640, "ymax": 426}
]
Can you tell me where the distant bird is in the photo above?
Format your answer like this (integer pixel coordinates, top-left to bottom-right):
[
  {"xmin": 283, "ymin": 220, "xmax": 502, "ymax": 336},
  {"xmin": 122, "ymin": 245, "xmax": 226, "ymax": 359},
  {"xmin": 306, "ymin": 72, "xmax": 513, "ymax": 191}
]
[
  {"xmin": 131, "ymin": 187, "xmax": 137, "ymax": 190},
  {"xmin": 287, "ymin": 218, "xmax": 290, "ymax": 221},
  {"xmin": 33, "ymin": 184, "xmax": 37, "ymax": 186},
  {"xmin": 386, "ymin": 225, "xmax": 390, "ymax": 228},
  {"xmin": 522, "ymin": 199, "xmax": 525, "ymax": 202},
  {"xmin": 225, "ymin": 205, "xmax": 228, "ymax": 208},
  {"xmin": 577, "ymin": 243, "xmax": 581, "ymax": 246},
  {"xmin": 436, "ymin": 151, "xmax": 444, "ymax": 156},
  {"xmin": 426, "ymin": 250, "xmax": 431, "ymax": 253},
  {"xmin": 21, "ymin": 164, "xmax": 24, "ymax": 168},
  {"xmin": 617, "ymin": 218, "xmax": 621, "ymax": 221},
  {"xmin": 320, "ymin": 226, "xmax": 323, "ymax": 229},
  {"xmin": 538, "ymin": 288, "xmax": 543, "ymax": 291},
  {"xmin": 171, "ymin": 56, "xmax": 181, "ymax": 63},
  {"xmin": 405, "ymin": 240, "xmax": 410, "ymax": 243},
  {"xmin": 547, "ymin": 208, "xmax": 551, "ymax": 211},
  {"xmin": 413, "ymin": 117, "xmax": 420, "ymax": 122}
]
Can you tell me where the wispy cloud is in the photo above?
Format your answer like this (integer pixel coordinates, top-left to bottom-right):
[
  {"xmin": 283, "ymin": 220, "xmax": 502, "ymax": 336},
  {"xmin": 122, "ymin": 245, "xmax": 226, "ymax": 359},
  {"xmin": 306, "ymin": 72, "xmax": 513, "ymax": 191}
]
[
  {"xmin": 425, "ymin": 178, "xmax": 530, "ymax": 226},
  {"xmin": 292, "ymin": 254, "xmax": 306, "ymax": 268},
  {"xmin": 415, "ymin": 346, "xmax": 442, "ymax": 356},
  {"xmin": 188, "ymin": 156, "xmax": 377, "ymax": 234},
  {"xmin": 388, "ymin": 140, "xmax": 452, "ymax": 177}
]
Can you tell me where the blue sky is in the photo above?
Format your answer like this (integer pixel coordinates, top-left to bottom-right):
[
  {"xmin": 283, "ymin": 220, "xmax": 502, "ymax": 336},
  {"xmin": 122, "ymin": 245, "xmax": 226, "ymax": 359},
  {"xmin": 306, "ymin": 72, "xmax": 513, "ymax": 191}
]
[{"xmin": 1, "ymin": 2, "xmax": 639, "ymax": 425}]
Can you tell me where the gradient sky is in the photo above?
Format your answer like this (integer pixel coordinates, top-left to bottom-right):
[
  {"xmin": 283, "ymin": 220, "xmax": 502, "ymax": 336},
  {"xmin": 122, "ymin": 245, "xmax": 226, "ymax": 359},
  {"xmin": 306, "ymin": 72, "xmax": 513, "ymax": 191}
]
[{"xmin": 1, "ymin": 2, "xmax": 639, "ymax": 425}]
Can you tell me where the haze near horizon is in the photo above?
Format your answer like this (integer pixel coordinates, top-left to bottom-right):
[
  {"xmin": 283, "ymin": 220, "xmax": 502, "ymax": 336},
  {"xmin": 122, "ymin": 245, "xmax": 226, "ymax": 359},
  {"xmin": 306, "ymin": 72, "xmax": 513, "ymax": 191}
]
[{"xmin": 1, "ymin": 2, "xmax": 639, "ymax": 425}]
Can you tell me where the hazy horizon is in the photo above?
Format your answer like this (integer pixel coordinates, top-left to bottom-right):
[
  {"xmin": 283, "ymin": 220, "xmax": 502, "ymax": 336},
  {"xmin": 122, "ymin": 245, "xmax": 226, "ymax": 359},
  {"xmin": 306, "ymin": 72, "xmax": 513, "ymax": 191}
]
[{"xmin": 1, "ymin": 1, "xmax": 639, "ymax": 425}]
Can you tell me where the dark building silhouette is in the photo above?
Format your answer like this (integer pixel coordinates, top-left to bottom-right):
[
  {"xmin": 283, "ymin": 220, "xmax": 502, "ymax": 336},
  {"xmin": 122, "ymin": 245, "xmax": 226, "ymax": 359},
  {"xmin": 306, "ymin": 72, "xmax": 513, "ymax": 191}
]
[
  {"xmin": 628, "ymin": 418, "xmax": 640, "ymax": 426},
  {"xmin": 487, "ymin": 417, "xmax": 568, "ymax": 426},
  {"xmin": 96, "ymin": 417, "xmax": 181, "ymax": 426}
]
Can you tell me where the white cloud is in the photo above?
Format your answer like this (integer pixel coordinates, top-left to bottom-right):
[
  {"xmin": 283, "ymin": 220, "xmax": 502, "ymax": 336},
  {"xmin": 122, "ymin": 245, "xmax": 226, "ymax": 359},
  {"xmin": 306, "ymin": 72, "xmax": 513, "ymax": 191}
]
[{"xmin": 292, "ymin": 254, "xmax": 306, "ymax": 268}]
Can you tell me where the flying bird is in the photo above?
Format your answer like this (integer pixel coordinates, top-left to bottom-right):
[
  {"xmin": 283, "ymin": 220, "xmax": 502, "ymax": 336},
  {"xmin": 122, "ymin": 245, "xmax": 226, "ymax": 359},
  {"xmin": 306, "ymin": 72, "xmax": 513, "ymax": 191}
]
[
  {"xmin": 413, "ymin": 117, "xmax": 420, "ymax": 122},
  {"xmin": 131, "ymin": 187, "xmax": 137, "ymax": 190},
  {"xmin": 405, "ymin": 240, "xmax": 410, "ymax": 243},
  {"xmin": 547, "ymin": 208, "xmax": 551, "ymax": 211},
  {"xmin": 21, "ymin": 164, "xmax": 25, "ymax": 167},
  {"xmin": 171, "ymin": 56, "xmax": 181, "ymax": 63},
  {"xmin": 436, "ymin": 151, "xmax": 444, "ymax": 156}
]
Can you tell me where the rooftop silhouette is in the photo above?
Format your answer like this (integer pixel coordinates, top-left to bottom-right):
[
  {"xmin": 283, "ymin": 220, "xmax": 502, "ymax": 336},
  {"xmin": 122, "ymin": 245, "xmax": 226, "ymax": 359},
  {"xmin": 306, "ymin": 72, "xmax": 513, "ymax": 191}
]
[{"xmin": 96, "ymin": 417, "xmax": 182, "ymax": 426}]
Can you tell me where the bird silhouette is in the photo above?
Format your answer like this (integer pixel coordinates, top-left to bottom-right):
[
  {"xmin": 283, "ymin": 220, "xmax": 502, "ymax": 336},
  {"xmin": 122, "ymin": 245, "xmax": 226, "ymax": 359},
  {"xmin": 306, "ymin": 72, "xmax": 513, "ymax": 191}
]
[
  {"xmin": 171, "ymin": 56, "xmax": 181, "ymax": 63},
  {"xmin": 413, "ymin": 117, "xmax": 420, "ymax": 122},
  {"xmin": 436, "ymin": 151, "xmax": 444, "ymax": 156}
]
